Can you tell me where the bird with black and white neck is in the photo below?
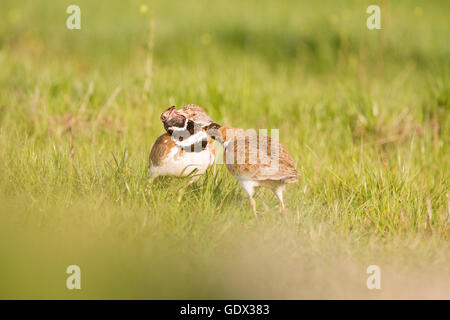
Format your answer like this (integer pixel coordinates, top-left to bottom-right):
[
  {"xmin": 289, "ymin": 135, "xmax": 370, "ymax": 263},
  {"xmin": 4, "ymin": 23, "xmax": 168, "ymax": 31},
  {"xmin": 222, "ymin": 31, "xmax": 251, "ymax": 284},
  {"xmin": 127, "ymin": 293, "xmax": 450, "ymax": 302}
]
[
  {"xmin": 148, "ymin": 105, "xmax": 216, "ymax": 201},
  {"xmin": 162, "ymin": 105, "xmax": 298, "ymax": 217}
]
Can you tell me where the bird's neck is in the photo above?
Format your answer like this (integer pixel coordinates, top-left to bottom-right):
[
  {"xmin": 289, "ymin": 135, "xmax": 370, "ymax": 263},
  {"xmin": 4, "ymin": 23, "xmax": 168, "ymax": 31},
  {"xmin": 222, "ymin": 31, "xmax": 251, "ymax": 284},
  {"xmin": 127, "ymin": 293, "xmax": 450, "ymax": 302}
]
[
  {"xmin": 171, "ymin": 130, "xmax": 208, "ymax": 152},
  {"xmin": 203, "ymin": 122, "xmax": 231, "ymax": 145}
]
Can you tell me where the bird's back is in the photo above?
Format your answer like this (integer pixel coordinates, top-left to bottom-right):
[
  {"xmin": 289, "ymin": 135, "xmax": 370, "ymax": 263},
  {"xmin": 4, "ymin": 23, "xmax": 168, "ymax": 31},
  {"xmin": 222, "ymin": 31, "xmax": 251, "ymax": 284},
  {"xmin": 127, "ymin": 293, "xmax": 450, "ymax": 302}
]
[{"xmin": 223, "ymin": 133, "xmax": 298, "ymax": 183}]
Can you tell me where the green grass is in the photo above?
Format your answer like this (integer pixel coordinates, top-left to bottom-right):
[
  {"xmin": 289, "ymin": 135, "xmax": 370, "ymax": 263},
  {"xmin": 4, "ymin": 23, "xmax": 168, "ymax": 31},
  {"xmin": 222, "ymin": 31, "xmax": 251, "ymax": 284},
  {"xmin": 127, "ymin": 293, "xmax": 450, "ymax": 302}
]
[{"xmin": 0, "ymin": 0, "xmax": 448, "ymax": 299}]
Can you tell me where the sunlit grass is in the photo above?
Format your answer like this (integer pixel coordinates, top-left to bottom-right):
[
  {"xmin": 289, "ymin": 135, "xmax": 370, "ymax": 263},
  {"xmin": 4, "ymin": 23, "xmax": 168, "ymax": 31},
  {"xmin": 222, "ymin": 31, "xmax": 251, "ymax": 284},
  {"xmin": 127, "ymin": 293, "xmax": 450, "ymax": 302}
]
[{"xmin": 0, "ymin": 0, "xmax": 448, "ymax": 299}]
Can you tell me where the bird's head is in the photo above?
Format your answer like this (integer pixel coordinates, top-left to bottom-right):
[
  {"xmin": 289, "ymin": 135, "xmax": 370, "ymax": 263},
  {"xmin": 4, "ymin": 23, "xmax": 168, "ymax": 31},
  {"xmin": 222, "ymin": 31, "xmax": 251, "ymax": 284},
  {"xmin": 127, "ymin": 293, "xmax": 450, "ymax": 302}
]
[{"xmin": 161, "ymin": 104, "xmax": 213, "ymax": 136}]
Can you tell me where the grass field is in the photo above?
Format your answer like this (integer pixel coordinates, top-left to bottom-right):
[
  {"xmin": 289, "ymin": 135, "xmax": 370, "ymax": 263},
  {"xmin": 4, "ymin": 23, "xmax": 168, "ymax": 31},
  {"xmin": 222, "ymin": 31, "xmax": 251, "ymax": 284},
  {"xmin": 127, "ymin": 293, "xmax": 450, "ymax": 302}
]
[{"xmin": 0, "ymin": 0, "xmax": 449, "ymax": 299}]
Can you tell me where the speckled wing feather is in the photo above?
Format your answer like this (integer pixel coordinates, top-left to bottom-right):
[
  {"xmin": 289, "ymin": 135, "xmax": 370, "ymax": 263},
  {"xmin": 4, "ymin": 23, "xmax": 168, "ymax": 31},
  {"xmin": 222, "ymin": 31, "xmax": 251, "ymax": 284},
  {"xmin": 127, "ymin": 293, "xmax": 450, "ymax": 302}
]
[{"xmin": 224, "ymin": 134, "xmax": 298, "ymax": 183}]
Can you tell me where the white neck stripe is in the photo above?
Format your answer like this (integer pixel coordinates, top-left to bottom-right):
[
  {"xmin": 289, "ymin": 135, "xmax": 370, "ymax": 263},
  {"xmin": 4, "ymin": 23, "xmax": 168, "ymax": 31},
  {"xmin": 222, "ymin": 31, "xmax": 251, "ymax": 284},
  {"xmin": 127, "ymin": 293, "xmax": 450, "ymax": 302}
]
[{"xmin": 173, "ymin": 131, "xmax": 208, "ymax": 148}]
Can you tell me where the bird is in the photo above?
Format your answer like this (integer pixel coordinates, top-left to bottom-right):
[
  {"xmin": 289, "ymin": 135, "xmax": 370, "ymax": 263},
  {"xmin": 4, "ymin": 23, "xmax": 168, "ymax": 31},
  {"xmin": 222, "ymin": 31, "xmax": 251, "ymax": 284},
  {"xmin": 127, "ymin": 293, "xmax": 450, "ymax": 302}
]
[
  {"xmin": 148, "ymin": 105, "xmax": 216, "ymax": 201},
  {"xmin": 162, "ymin": 106, "xmax": 298, "ymax": 217}
]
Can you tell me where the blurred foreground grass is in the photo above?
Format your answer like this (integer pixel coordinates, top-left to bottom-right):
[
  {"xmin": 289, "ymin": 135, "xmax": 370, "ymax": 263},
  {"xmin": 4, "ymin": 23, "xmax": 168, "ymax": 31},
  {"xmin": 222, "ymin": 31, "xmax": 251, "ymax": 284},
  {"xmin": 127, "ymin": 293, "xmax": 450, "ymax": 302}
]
[{"xmin": 0, "ymin": 0, "xmax": 449, "ymax": 299}]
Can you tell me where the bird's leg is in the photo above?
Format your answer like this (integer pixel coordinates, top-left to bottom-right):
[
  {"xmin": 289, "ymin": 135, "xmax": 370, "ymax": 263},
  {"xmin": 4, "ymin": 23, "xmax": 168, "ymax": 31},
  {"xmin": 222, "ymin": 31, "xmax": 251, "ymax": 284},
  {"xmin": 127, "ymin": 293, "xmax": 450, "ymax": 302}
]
[
  {"xmin": 279, "ymin": 200, "xmax": 285, "ymax": 215},
  {"xmin": 273, "ymin": 185, "xmax": 286, "ymax": 216},
  {"xmin": 249, "ymin": 195, "xmax": 258, "ymax": 218},
  {"xmin": 239, "ymin": 180, "xmax": 258, "ymax": 218},
  {"xmin": 177, "ymin": 188, "xmax": 185, "ymax": 203},
  {"xmin": 178, "ymin": 175, "xmax": 199, "ymax": 202}
]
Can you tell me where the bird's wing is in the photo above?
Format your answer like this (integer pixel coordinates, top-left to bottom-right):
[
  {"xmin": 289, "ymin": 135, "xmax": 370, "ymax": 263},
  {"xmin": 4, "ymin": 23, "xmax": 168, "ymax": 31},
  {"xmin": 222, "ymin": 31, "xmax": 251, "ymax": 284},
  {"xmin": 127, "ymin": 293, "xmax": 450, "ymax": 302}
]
[
  {"xmin": 149, "ymin": 133, "xmax": 177, "ymax": 167},
  {"xmin": 224, "ymin": 135, "xmax": 298, "ymax": 182}
]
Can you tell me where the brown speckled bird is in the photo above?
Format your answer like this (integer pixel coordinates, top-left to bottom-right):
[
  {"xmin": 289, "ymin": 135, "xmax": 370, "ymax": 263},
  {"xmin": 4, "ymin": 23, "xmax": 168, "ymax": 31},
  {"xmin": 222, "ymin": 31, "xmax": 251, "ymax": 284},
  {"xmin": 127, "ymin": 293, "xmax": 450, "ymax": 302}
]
[
  {"xmin": 163, "ymin": 106, "xmax": 298, "ymax": 217},
  {"xmin": 149, "ymin": 105, "xmax": 216, "ymax": 201}
]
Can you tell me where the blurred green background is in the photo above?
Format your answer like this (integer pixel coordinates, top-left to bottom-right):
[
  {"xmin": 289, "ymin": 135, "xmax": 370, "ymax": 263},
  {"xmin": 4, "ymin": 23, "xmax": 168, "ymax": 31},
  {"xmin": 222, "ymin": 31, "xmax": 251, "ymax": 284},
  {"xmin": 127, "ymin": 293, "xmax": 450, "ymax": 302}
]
[{"xmin": 0, "ymin": 0, "xmax": 448, "ymax": 299}]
